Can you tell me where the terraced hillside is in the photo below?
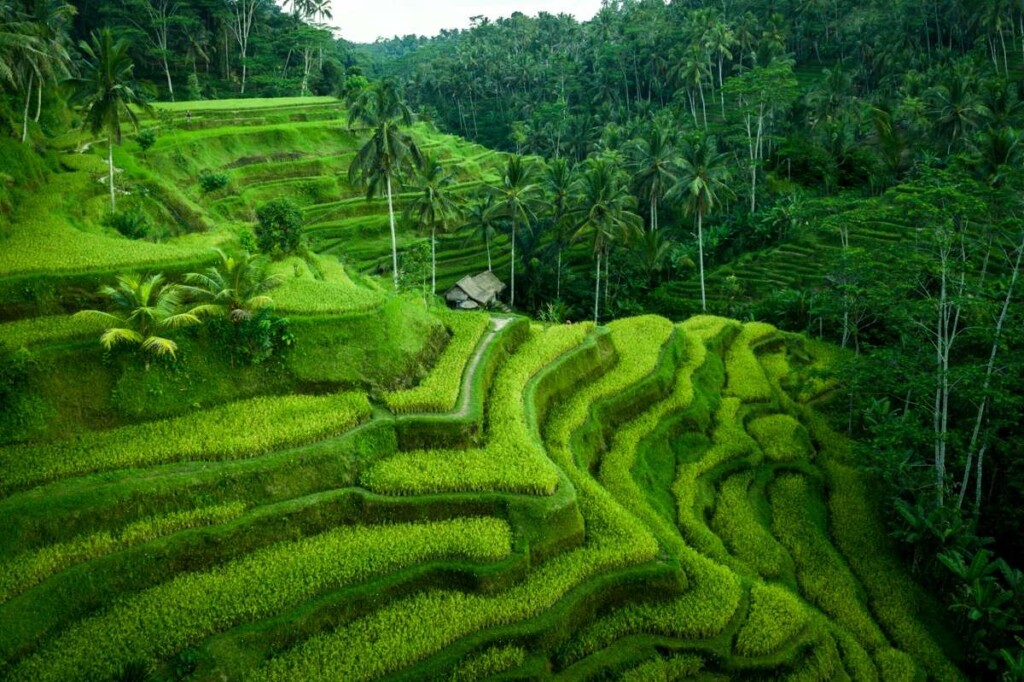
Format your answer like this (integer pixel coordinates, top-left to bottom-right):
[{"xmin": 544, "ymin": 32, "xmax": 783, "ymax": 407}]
[
  {"xmin": 0, "ymin": 305, "xmax": 961, "ymax": 679},
  {"xmin": 0, "ymin": 97, "xmax": 962, "ymax": 680}
]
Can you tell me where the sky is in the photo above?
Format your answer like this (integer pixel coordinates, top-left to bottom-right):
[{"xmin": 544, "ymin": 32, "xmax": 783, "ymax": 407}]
[{"xmin": 329, "ymin": 0, "xmax": 605, "ymax": 44}]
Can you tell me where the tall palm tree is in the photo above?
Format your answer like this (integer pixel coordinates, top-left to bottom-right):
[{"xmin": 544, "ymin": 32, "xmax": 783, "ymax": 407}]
[
  {"xmin": 405, "ymin": 154, "xmax": 461, "ymax": 295},
  {"xmin": 544, "ymin": 157, "xmax": 576, "ymax": 299},
  {"xmin": 181, "ymin": 249, "xmax": 281, "ymax": 322},
  {"xmin": 628, "ymin": 125, "xmax": 676, "ymax": 232},
  {"xmin": 0, "ymin": 1, "xmax": 43, "ymax": 93},
  {"xmin": 926, "ymin": 69, "xmax": 991, "ymax": 154},
  {"xmin": 571, "ymin": 157, "xmax": 642, "ymax": 324},
  {"xmin": 668, "ymin": 135, "xmax": 734, "ymax": 312},
  {"xmin": 461, "ymin": 194, "xmax": 499, "ymax": 272},
  {"xmin": 73, "ymin": 273, "xmax": 202, "ymax": 360},
  {"xmin": 487, "ymin": 155, "xmax": 541, "ymax": 309},
  {"xmin": 66, "ymin": 28, "xmax": 151, "ymax": 212},
  {"xmin": 348, "ymin": 79, "xmax": 421, "ymax": 291}
]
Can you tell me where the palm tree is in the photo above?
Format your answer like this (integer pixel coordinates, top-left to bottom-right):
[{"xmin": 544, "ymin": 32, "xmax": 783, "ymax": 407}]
[
  {"xmin": 544, "ymin": 158, "xmax": 576, "ymax": 299},
  {"xmin": 0, "ymin": 2, "xmax": 43, "ymax": 93},
  {"xmin": 668, "ymin": 135, "xmax": 734, "ymax": 313},
  {"xmin": 66, "ymin": 28, "xmax": 151, "ymax": 212},
  {"xmin": 348, "ymin": 79, "xmax": 421, "ymax": 291},
  {"xmin": 405, "ymin": 154, "xmax": 461, "ymax": 295},
  {"xmin": 16, "ymin": 0, "xmax": 73, "ymax": 140},
  {"xmin": 181, "ymin": 249, "xmax": 281, "ymax": 322},
  {"xmin": 628, "ymin": 125, "xmax": 676, "ymax": 232},
  {"xmin": 486, "ymin": 155, "xmax": 541, "ymax": 309},
  {"xmin": 926, "ymin": 69, "xmax": 991, "ymax": 154},
  {"xmin": 571, "ymin": 157, "xmax": 642, "ymax": 324},
  {"xmin": 461, "ymin": 194, "xmax": 499, "ymax": 272},
  {"xmin": 73, "ymin": 273, "xmax": 202, "ymax": 360}
]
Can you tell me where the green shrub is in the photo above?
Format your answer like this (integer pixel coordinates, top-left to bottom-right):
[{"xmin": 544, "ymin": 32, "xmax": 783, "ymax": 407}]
[
  {"xmin": 136, "ymin": 129, "xmax": 157, "ymax": 154},
  {"xmin": 735, "ymin": 583, "xmax": 812, "ymax": 656},
  {"xmin": 0, "ymin": 392, "xmax": 371, "ymax": 494},
  {"xmin": 102, "ymin": 208, "xmax": 152, "ymax": 240},
  {"xmin": 10, "ymin": 518, "xmax": 511, "ymax": 682},
  {"xmin": 198, "ymin": 169, "xmax": 229, "ymax": 193},
  {"xmin": 0, "ymin": 502, "xmax": 246, "ymax": 603},
  {"xmin": 254, "ymin": 198, "xmax": 303, "ymax": 256}
]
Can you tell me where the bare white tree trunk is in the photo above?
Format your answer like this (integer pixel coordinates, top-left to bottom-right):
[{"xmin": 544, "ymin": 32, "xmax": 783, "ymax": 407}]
[
  {"xmin": 698, "ymin": 211, "xmax": 707, "ymax": 312},
  {"xmin": 593, "ymin": 249, "xmax": 601, "ymax": 324},
  {"xmin": 108, "ymin": 137, "xmax": 116, "ymax": 212},
  {"xmin": 958, "ymin": 237, "xmax": 1023, "ymax": 512},
  {"xmin": 21, "ymin": 73, "xmax": 33, "ymax": 143},
  {"xmin": 386, "ymin": 175, "xmax": 398, "ymax": 291}
]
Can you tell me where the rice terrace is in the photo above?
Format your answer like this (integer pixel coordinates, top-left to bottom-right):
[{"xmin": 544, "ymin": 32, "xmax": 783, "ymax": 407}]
[{"xmin": 1, "ymin": 1, "xmax": 1023, "ymax": 680}]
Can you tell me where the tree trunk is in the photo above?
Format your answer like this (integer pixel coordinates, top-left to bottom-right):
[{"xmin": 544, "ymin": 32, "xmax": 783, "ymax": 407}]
[
  {"xmin": 698, "ymin": 211, "xmax": 707, "ymax": 312},
  {"xmin": 108, "ymin": 137, "xmax": 116, "ymax": 212},
  {"xmin": 34, "ymin": 78, "xmax": 42, "ymax": 122},
  {"xmin": 163, "ymin": 54, "xmax": 175, "ymax": 101},
  {"xmin": 486, "ymin": 233, "xmax": 492, "ymax": 271},
  {"xmin": 958, "ymin": 238, "xmax": 1022, "ymax": 511},
  {"xmin": 430, "ymin": 225, "xmax": 436, "ymax": 295},
  {"xmin": 386, "ymin": 175, "xmax": 399, "ymax": 291},
  {"xmin": 21, "ymin": 73, "xmax": 33, "ymax": 143},
  {"xmin": 510, "ymin": 220, "xmax": 516, "ymax": 309},
  {"xmin": 556, "ymin": 248, "xmax": 562, "ymax": 299},
  {"xmin": 593, "ymin": 249, "xmax": 601, "ymax": 324}
]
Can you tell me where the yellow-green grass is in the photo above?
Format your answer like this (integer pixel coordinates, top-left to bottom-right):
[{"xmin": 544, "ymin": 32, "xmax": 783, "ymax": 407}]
[
  {"xmin": 362, "ymin": 323, "xmax": 592, "ymax": 496},
  {"xmin": 9, "ymin": 517, "xmax": 511, "ymax": 682},
  {"xmin": 151, "ymin": 97, "xmax": 340, "ymax": 112},
  {"xmin": 267, "ymin": 254, "xmax": 387, "ymax": 315},
  {"xmin": 0, "ymin": 315, "xmax": 106, "ymax": 350},
  {"xmin": 449, "ymin": 645, "xmax": 527, "ymax": 682},
  {"xmin": 0, "ymin": 502, "xmax": 246, "ymax": 603},
  {"xmin": 746, "ymin": 413, "xmax": 813, "ymax": 462},
  {"xmin": 0, "ymin": 392, "xmax": 371, "ymax": 494},
  {"xmin": 710, "ymin": 471, "xmax": 788, "ymax": 579},
  {"xmin": 734, "ymin": 583, "xmax": 812, "ymax": 657},
  {"xmin": 384, "ymin": 310, "xmax": 490, "ymax": 414}
]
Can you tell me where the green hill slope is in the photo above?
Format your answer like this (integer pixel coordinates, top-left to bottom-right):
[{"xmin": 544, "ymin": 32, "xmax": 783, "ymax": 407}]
[{"xmin": 0, "ymin": 97, "xmax": 961, "ymax": 681}]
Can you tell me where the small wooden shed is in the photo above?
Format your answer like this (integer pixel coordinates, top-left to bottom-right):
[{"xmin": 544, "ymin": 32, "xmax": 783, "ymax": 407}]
[{"xmin": 445, "ymin": 271, "xmax": 507, "ymax": 310}]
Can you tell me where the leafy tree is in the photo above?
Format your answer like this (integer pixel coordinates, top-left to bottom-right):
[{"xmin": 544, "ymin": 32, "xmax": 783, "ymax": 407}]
[
  {"xmin": 461, "ymin": 194, "xmax": 499, "ymax": 272},
  {"xmin": 405, "ymin": 154, "xmax": 460, "ymax": 295},
  {"xmin": 486, "ymin": 154, "xmax": 541, "ymax": 309},
  {"xmin": 543, "ymin": 157, "xmax": 577, "ymax": 300},
  {"xmin": 348, "ymin": 79, "xmax": 421, "ymax": 291},
  {"xmin": 571, "ymin": 156, "xmax": 642, "ymax": 323},
  {"xmin": 66, "ymin": 28, "xmax": 151, "ymax": 212},
  {"xmin": 254, "ymin": 198, "xmax": 303, "ymax": 256},
  {"xmin": 628, "ymin": 125, "xmax": 676, "ymax": 232},
  {"xmin": 668, "ymin": 135, "xmax": 734, "ymax": 313},
  {"xmin": 73, "ymin": 273, "xmax": 202, "ymax": 360}
]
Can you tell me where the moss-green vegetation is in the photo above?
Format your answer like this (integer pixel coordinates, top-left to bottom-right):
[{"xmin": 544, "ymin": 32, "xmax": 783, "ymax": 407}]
[{"xmin": 0, "ymin": 96, "xmax": 963, "ymax": 681}]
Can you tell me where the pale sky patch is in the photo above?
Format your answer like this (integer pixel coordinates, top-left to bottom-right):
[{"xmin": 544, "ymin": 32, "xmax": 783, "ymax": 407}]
[{"xmin": 328, "ymin": 0, "xmax": 604, "ymax": 44}]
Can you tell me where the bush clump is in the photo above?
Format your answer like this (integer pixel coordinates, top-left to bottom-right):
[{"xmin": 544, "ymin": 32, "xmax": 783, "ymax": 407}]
[
  {"xmin": 255, "ymin": 199, "xmax": 304, "ymax": 257},
  {"xmin": 197, "ymin": 169, "xmax": 229, "ymax": 193}
]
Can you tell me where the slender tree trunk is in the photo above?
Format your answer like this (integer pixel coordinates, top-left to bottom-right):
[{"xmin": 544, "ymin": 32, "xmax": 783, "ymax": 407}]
[
  {"xmin": 108, "ymin": 137, "xmax": 116, "ymax": 212},
  {"xmin": 604, "ymin": 245, "xmax": 610, "ymax": 311},
  {"xmin": 486, "ymin": 233, "xmax": 492, "ymax": 271},
  {"xmin": 698, "ymin": 80, "xmax": 708, "ymax": 128},
  {"xmin": 651, "ymin": 195, "xmax": 658, "ymax": 232},
  {"xmin": 593, "ymin": 249, "xmax": 601, "ymax": 324},
  {"xmin": 431, "ymin": 225, "xmax": 436, "ymax": 295},
  {"xmin": 698, "ymin": 211, "xmax": 706, "ymax": 311},
  {"xmin": 163, "ymin": 54, "xmax": 175, "ymax": 101},
  {"xmin": 510, "ymin": 220, "xmax": 516, "ymax": 309},
  {"xmin": 34, "ymin": 78, "xmax": 42, "ymax": 122},
  {"xmin": 386, "ymin": 175, "xmax": 399, "ymax": 291},
  {"xmin": 958, "ymin": 238, "xmax": 1023, "ymax": 511},
  {"xmin": 21, "ymin": 73, "xmax": 32, "ymax": 143},
  {"xmin": 556, "ymin": 248, "xmax": 562, "ymax": 299}
]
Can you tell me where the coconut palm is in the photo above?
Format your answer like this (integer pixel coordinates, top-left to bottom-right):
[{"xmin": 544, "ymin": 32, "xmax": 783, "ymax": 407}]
[
  {"xmin": 486, "ymin": 155, "xmax": 542, "ymax": 309},
  {"xmin": 628, "ymin": 125, "xmax": 676, "ymax": 232},
  {"xmin": 544, "ymin": 157, "xmax": 576, "ymax": 299},
  {"xmin": 0, "ymin": 1, "xmax": 43, "ymax": 92},
  {"xmin": 181, "ymin": 249, "xmax": 281, "ymax": 322},
  {"xmin": 405, "ymin": 154, "xmax": 461, "ymax": 295},
  {"xmin": 461, "ymin": 194, "xmax": 500, "ymax": 272},
  {"xmin": 73, "ymin": 273, "xmax": 202, "ymax": 360},
  {"xmin": 348, "ymin": 79, "xmax": 421, "ymax": 291},
  {"xmin": 668, "ymin": 135, "xmax": 734, "ymax": 312},
  {"xmin": 571, "ymin": 157, "xmax": 642, "ymax": 324},
  {"xmin": 66, "ymin": 28, "xmax": 151, "ymax": 212}
]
